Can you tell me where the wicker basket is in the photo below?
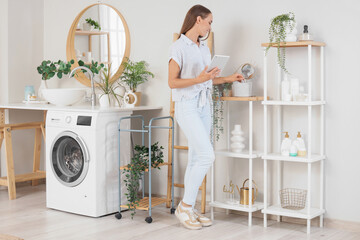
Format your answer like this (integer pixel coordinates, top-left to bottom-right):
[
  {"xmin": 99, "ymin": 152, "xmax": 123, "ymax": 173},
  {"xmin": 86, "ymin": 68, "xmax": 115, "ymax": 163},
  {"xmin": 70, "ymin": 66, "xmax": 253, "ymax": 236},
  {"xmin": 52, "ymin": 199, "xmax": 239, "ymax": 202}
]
[{"xmin": 280, "ymin": 188, "xmax": 307, "ymax": 210}]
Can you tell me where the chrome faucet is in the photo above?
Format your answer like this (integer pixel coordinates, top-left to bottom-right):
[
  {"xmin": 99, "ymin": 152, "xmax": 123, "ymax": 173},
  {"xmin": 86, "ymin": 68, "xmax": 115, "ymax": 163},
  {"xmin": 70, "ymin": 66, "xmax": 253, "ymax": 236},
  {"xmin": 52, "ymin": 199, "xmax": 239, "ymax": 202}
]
[{"xmin": 70, "ymin": 66, "xmax": 96, "ymax": 107}]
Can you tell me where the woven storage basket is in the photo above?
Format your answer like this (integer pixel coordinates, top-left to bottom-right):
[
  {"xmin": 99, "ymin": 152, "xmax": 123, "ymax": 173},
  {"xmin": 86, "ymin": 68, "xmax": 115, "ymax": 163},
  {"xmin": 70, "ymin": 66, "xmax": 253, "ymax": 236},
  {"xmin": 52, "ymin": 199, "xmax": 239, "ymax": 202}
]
[{"xmin": 280, "ymin": 188, "xmax": 307, "ymax": 210}]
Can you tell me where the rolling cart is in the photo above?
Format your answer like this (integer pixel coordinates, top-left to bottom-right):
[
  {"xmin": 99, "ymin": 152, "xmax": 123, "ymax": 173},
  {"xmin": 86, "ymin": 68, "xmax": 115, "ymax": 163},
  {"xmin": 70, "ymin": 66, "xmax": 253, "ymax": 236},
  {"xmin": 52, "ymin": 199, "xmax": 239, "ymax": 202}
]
[{"xmin": 115, "ymin": 115, "xmax": 175, "ymax": 223}]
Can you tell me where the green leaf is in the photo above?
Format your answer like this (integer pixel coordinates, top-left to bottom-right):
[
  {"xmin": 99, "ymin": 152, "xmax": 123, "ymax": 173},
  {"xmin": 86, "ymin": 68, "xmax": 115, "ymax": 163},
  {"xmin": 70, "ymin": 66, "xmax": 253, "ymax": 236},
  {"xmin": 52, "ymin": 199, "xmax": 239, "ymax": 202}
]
[{"xmin": 57, "ymin": 72, "xmax": 63, "ymax": 79}]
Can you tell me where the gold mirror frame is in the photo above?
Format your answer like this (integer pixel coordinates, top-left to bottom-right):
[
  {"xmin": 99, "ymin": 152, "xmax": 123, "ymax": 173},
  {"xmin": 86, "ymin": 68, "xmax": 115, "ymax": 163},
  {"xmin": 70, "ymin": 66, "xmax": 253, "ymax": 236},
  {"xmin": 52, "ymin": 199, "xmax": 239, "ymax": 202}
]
[{"xmin": 66, "ymin": 3, "xmax": 131, "ymax": 86}]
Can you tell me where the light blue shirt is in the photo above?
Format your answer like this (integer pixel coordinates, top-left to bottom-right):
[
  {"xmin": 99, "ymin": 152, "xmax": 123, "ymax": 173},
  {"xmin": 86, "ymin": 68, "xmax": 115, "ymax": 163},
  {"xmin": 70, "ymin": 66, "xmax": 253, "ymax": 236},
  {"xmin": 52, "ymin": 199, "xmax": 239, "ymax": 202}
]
[{"xmin": 169, "ymin": 34, "xmax": 212, "ymax": 103}]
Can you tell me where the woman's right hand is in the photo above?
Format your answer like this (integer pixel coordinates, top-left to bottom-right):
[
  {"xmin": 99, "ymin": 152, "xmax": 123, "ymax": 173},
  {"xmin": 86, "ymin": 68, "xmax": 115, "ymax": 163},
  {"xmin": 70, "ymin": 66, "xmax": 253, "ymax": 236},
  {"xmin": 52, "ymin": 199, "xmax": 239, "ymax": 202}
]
[{"xmin": 196, "ymin": 66, "xmax": 221, "ymax": 83}]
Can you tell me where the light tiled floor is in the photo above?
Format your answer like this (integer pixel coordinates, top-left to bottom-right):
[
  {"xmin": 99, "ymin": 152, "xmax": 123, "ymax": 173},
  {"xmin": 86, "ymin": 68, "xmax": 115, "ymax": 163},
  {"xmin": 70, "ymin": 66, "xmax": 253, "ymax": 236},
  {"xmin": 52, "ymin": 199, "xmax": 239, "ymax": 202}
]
[{"xmin": 0, "ymin": 184, "xmax": 359, "ymax": 240}]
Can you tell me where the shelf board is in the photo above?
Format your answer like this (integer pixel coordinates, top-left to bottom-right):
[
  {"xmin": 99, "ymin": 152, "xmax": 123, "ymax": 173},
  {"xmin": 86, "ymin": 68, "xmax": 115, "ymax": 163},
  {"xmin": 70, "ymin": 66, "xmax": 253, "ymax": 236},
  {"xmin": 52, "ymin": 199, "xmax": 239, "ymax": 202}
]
[
  {"xmin": 262, "ymin": 204, "xmax": 325, "ymax": 219},
  {"xmin": 262, "ymin": 100, "xmax": 325, "ymax": 106},
  {"xmin": 120, "ymin": 197, "xmax": 169, "ymax": 211},
  {"xmin": 215, "ymin": 149, "xmax": 260, "ymax": 159},
  {"xmin": 261, "ymin": 41, "xmax": 326, "ymax": 48},
  {"xmin": 0, "ymin": 171, "xmax": 46, "ymax": 186},
  {"xmin": 220, "ymin": 96, "xmax": 266, "ymax": 102},
  {"xmin": 120, "ymin": 162, "xmax": 170, "ymax": 171},
  {"xmin": 210, "ymin": 201, "xmax": 263, "ymax": 212},
  {"xmin": 75, "ymin": 30, "xmax": 109, "ymax": 36},
  {"xmin": 262, "ymin": 153, "xmax": 325, "ymax": 163}
]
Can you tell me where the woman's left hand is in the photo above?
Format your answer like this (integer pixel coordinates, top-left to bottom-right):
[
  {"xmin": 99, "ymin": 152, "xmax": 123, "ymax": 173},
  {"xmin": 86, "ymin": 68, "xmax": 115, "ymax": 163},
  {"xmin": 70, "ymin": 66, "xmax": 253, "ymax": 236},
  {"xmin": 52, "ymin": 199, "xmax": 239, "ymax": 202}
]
[{"xmin": 228, "ymin": 73, "xmax": 244, "ymax": 83}]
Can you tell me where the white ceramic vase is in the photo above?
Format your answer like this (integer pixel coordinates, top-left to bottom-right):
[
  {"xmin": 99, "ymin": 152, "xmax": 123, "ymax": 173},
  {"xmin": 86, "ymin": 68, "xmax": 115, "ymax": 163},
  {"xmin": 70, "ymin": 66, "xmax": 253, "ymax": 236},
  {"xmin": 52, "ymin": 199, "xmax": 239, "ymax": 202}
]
[
  {"xmin": 285, "ymin": 21, "xmax": 298, "ymax": 42},
  {"xmin": 99, "ymin": 94, "xmax": 111, "ymax": 107},
  {"xmin": 82, "ymin": 22, "xmax": 92, "ymax": 31},
  {"xmin": 230, "ymin": 124, "xmax": 245, "ymax": 153},
  {"xmin": 38, "ymin": 80, "xmax": 48, "ymax": 101}
]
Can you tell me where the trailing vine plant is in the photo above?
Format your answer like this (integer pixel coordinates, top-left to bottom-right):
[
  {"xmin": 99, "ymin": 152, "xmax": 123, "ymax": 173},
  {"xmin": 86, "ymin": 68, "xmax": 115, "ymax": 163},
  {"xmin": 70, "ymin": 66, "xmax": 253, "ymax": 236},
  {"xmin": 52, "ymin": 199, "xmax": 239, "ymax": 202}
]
[
  {"xmin": 122, "ymin": 142, "xmax": 164, "ymax": 219},
  {"xmin": 266, "ymin": 12, "xmax": 295, "ymax": 74},
  {"xmin": 212, "ymin": 85, "xmax": 225, "ymax": 142}
]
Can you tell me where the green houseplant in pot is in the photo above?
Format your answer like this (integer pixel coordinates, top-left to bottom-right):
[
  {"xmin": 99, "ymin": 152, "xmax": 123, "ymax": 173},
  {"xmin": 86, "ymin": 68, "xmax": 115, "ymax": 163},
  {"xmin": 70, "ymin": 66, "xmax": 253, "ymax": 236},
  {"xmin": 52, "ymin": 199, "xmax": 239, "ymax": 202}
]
[
  {"xmin": 266, "ymin": 12, "xmax": 296, "ymax": 74},
  {"xmin": 83, "ymin": 18, "xmax": 101, "ymax": 31},
  {"xmin": 120, "ymin": 58, "xmax": 154, "ymax": 106},
  {"xmin": 36, "ymin": 59, "xmax": 75, "ymax": 100},
  {"xmin": 122, "ymin": 142, "xmax": 164, "ymax": 219}
]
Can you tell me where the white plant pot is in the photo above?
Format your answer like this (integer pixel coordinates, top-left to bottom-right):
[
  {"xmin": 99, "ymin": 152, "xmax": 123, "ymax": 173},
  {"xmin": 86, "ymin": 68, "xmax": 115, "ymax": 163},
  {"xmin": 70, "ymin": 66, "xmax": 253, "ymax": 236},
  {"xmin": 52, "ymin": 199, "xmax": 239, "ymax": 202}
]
[
  {"xmin": 82, "ymin": 22, "xmax": 92, "ymax": 31},
  {"xmin": 285, "ymin": 21, "xmax": 298, "ymax": 42},
  {"xmin": 232, "ymin": 81, "xmax": 253, "ymax": 97},
  {"xmin": 38, "ymin": 80, "xmax": 48, "ymax": 101},
  {"xmin": 99, "ymin": 94, "xmax": 111, "ymax": 107}
]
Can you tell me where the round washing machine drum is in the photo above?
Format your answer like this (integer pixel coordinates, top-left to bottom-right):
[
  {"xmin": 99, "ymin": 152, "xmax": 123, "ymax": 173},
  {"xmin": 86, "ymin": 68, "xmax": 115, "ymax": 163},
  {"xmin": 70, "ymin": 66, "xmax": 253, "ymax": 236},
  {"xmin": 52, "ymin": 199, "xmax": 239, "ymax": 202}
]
[{"xmin": 51, "ymin": 131, "xmax": 90, "ymax": 187}]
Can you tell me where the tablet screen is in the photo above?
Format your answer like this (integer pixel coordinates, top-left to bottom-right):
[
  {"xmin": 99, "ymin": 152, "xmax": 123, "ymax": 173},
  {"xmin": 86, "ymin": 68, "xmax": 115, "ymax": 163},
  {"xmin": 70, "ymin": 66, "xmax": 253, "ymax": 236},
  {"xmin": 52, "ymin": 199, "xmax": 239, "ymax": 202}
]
[{"xmin": 207, "ymin": 55, "xmax": 230, "ymax": 73}]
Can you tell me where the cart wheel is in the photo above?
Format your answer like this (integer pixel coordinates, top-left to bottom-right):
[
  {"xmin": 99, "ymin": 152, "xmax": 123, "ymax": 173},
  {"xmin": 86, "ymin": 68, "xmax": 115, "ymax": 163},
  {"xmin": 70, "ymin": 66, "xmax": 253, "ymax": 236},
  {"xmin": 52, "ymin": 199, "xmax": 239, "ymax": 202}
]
[
  {"xmin": 170, "ymin": 208, "xmax": 176, "ymax": 214},
  {"xmin": 115, "ymin": 212, "xmax": 122, "ymax": 219},
  {"xmin": 145, "ymin": 216, "xmax": 153, "ymax": 223}
]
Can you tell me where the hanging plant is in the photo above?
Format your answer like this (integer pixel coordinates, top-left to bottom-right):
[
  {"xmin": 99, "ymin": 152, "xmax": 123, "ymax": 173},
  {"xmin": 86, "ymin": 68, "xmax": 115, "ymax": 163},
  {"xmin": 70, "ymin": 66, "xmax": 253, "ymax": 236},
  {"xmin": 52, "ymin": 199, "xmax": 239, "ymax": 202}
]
[
  {"xmin": 222, "ymin": 82, "xmax": 233, "ymax": 97},
  {"xmin": 266, "ymin": 12, "xmax": 295, "ymax": 74},
  {"xmin": 122, "ymin": 142, "xmax": 164, "ymax": 219},
  {"xmin": 212, "ymin": 85, "xmax": 225, "ymax": 142}
]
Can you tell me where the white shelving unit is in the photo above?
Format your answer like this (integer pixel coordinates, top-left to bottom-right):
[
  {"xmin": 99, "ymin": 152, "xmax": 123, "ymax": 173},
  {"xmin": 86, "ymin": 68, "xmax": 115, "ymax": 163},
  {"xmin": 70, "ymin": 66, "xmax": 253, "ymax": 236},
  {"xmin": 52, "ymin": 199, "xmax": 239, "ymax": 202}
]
[
  {"xmin": 210, "ymin": 97, "xmax": 264, "ymax": 226},
  {"xmin": 261, "ymin": 41, "xmax": 326, "ymax": 234}
]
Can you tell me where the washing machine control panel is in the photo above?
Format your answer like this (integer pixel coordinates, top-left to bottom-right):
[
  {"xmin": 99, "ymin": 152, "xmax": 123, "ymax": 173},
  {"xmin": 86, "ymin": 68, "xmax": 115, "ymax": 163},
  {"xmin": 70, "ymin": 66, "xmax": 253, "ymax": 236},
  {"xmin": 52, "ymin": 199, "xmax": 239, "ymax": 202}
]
[
  {"xmin": 47, "ymin": 112, "xmax": 94, "ymax": 128},
  {"xmin": 65, "ymin": 116, "xmax": 72, "ymax": 124}
]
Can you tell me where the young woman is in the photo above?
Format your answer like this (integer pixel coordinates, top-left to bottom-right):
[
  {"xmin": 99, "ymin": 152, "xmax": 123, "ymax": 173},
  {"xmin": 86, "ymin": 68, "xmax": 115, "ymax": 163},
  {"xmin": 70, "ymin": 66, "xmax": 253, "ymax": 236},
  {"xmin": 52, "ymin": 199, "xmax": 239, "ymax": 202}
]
[{"xmin": 168, "ymin": 5, "xmax": 244, "ymax": 230}]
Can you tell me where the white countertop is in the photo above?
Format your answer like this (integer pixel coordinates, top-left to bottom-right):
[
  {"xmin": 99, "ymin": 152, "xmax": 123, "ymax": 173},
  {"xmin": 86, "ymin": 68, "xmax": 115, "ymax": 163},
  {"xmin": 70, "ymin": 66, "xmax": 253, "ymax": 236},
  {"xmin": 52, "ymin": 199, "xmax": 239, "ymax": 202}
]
[{"xmin": 0, "ymin": 103, "xmax": 162, "ymax": 112}]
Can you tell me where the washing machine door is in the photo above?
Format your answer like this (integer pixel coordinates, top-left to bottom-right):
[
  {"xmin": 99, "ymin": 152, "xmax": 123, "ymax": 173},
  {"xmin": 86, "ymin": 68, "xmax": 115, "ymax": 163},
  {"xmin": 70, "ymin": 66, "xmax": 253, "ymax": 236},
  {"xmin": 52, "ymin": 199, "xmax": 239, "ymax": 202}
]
[{"xmin": 51, "ymin": 131, "xmax": 90, "ymax": 187}]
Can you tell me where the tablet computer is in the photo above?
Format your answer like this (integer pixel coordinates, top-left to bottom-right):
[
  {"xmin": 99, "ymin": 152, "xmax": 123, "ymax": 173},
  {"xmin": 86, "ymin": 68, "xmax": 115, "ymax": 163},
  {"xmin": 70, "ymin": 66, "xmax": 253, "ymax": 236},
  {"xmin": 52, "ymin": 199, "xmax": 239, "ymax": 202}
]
[{"xmin": 207, "ymin": 55, "xmax": 230, "ymax": 74}]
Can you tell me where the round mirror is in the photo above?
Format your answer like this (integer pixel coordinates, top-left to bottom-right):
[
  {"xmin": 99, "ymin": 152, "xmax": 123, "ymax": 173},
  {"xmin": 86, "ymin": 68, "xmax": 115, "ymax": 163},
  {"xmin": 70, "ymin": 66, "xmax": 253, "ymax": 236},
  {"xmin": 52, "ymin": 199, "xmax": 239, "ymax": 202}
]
[{"xmin": 66, "ymin": 3, "xmax": 130, "ymax": 86}]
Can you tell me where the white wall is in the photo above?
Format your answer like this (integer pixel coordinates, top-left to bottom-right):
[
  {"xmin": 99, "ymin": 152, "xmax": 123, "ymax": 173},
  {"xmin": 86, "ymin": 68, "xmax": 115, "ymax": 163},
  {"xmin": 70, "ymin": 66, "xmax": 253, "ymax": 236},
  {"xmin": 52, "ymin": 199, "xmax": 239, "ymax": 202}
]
[
  {"xmin": 0, "ymin": 0, "xmax": 45, "ymax": 176},
  {"xmin": 0, "ymin": 0, "xmax": 9, "ymax": 104},
  {"xmin": 0, "ymin": 0, "xmax": 358, "ymax": 223}
]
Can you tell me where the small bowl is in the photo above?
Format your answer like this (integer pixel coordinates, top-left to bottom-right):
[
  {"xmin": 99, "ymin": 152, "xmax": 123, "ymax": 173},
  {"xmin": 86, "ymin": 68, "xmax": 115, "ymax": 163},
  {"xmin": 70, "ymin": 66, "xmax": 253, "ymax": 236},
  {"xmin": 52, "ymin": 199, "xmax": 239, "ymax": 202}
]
[{"xmin": 42, "ymin": 88, "xmax": 85, "ymax": 106}]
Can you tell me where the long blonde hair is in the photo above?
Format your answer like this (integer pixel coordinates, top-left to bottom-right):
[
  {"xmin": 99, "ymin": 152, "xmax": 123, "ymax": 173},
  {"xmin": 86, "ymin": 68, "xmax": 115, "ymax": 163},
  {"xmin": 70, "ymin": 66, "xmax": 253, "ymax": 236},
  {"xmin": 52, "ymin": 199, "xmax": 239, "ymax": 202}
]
[{"xmin": 179, "ymin": 5, "xmax": 211, "ymax": 41}]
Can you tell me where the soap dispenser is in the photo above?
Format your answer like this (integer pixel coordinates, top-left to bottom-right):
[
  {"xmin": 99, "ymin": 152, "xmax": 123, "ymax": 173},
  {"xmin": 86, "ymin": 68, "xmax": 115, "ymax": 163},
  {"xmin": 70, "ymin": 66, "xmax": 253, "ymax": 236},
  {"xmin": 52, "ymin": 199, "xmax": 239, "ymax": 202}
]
[
  {"xmin": 289, "ymin": 142, "xmax": 298, "ymax": 157},
  {"xmin": 294, "ymin": 131, "xmax": 307, "ymax": 156},
  {"xmin": 280, "ymin": 132, "xmax": 291, "ymax": 156}
]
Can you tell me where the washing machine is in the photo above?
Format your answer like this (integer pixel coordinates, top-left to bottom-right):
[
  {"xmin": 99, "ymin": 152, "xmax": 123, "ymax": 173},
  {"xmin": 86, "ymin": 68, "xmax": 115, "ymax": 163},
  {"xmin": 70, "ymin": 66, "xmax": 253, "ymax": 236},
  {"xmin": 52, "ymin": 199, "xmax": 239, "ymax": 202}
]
[{"xmin": 46, "ymin": 109, "xmax": 131, "ymax": 217}]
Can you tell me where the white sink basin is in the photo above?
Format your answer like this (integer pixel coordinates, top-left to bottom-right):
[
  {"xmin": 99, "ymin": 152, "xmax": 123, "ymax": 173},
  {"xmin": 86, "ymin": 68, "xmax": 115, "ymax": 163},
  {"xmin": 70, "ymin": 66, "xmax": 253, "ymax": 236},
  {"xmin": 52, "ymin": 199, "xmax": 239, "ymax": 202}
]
[{"xmin": 42, "ymin": 88, "xmax": 86, "ymax": 106}]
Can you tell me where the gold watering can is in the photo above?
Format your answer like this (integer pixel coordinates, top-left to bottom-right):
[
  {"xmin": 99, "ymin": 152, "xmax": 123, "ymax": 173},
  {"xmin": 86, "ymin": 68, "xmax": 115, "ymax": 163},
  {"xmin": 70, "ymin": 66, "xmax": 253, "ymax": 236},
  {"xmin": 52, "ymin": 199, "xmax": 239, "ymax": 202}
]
[{"xmin": 236, "ymin": 179, "xmax": 258, "ymax": 205}]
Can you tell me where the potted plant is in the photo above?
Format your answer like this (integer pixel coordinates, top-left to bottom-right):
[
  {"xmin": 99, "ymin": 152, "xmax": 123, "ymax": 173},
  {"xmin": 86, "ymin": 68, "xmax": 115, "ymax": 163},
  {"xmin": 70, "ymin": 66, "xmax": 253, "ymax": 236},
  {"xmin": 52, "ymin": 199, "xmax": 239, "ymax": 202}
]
[
  {"xmin": 97, "ymin": 64, "xmax": 122, "ymax": 107},
  {"xmin": 222, "ymin": 83, "xmax": 232, "ymax": 97},
  {"xmin": 122, "ymin": 142, "xmax": 164, "ymax": 218},
  {"xmin": 120, "ymin": 58, "xmax": 154, "ymax": 106},
  {"xmin": 83, "ymin": 18, "xmax": 101, "ymax": 31},
  {"xmin": 266, "ymin": 12, "xmax": 296, "ymax": 74},
  {"xmin": 36, "ymin": 59, "xmax": 75, "ymax": 100}
]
